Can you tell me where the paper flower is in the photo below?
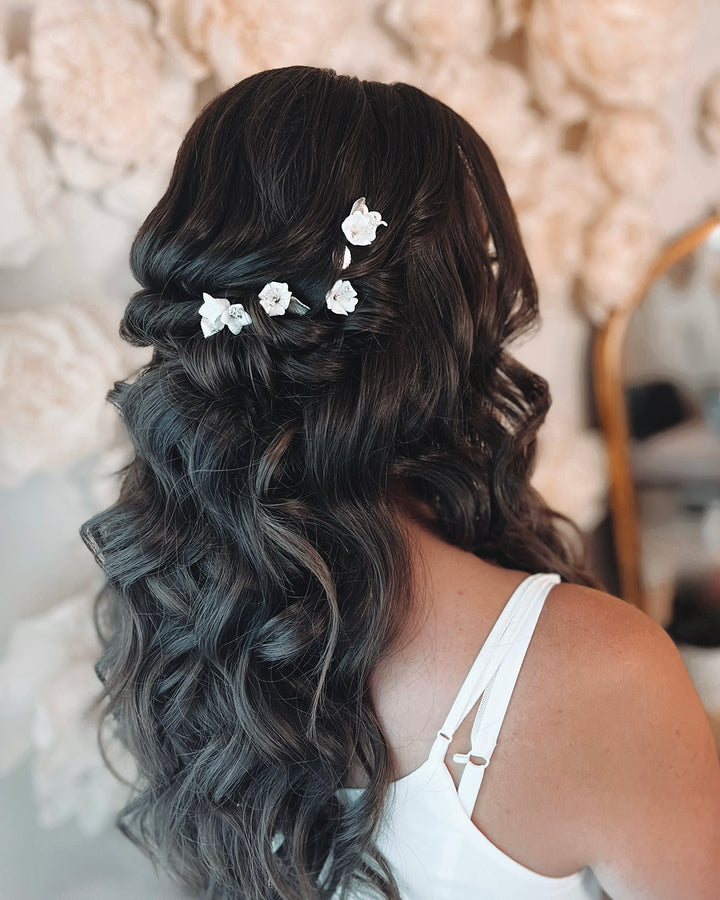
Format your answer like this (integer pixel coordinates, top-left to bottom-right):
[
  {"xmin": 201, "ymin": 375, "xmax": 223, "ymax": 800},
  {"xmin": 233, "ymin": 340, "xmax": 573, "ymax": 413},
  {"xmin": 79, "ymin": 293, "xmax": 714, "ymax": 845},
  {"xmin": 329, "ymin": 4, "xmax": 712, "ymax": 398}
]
[
  {"xmin": 341, "ymin": 198, "xmax": 387, "ymax": 246},
  {"xmin": 0, "ymin": 54, "xmax": 61, "ymax": 267},
  {"xmin": 526, "ymin": 0, "xmax": 698, "ymax": 121},
  {"xmin": 198, "ymin": 292, "xmax": 252, "ymax": 336},
  {"xmin": 581, "ymin": 198, "xmax": 661, "ymax": 323},
  {"xmin": 325, "ymin": 280, "xmax": 358, "ymax": 315},
  {"xmin": 381, "ymin": 0, "xmax": 496, "ymax": 63},
  {"xmin": 342, "ymin": 246, "xmax": 352, "ymax": 269},
  {"xmin": 0, "ymin": 589, "xmax": 138, "ymax": 834},
  {"xmin": 0, "ymin": 300, "xmax": 126, "ymax": 487},
  {"xmin": 588, "ymin": 109, "xmax": 670, "ymax": 195},
  {"xmin": 514, "ymin": 151, "xmax": 606, "ymax": 310},
  {"xmin": 155, "ymin": 0, "xmax": 350, "ymax": 90},
  {"xmin": 30, "ymin": 0, "xmax": 195, "ymax": 168}
]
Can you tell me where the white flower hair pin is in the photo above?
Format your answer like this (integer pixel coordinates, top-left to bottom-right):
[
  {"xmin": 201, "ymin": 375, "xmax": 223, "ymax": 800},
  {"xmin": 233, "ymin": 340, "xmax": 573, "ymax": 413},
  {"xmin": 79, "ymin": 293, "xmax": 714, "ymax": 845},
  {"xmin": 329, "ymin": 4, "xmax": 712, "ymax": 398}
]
[
  {"xmin": 327, "ymin": 197, "xmax": 387, "ymax": 310},
  {"xmin": 258, "ymin": 281, "xmax": 310, "ymax": 317},
  {"xmin": 325, "ymin": 279, "xmax": 358, "ymax": 315},
  {"xmin": 198, "ymin": 197, "xmax": 387, "ymax": 336},
  {"xmin": 341, "ymin": 197, "xmax": 387, "ymax": 247},
  {"xmin": 198, "ymin": 292, "xmax": 253, "ymax": 337},
  {"xmin": 198, "ymin": 283, "xmax": 309, "ymax": 339}
]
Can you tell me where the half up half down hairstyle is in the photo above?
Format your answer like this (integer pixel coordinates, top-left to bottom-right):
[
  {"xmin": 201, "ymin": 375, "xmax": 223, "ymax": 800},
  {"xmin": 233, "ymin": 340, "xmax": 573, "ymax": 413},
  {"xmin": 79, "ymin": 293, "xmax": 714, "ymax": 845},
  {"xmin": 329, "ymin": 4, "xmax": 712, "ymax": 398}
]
[{"xmin": 80, "ymin": 65, "xmax": 604, "ymax": 900}]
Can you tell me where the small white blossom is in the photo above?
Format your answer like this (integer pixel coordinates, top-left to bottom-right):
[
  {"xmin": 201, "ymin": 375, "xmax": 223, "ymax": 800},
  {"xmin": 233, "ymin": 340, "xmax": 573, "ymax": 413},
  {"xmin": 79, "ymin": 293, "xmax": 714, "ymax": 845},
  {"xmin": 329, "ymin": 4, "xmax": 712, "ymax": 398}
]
[
  {"xmin": 325, "ymin": 279, "xmax": 358, "ymax": 316},
  {"xmin": 222, "ymin": 303, "xmax": 253, "ymax": 332},
  {"xmin": 258, "ymin": 281, "xmax": 293, "ymax": 317},
  {"xmin": 341, "ymin": 198, "xmax": 387, "ymax": 246},
  {"xmin": 198, "ymin": 292, "xmax": 252, "ymax": 336},
  {"xmin": 342, "ymin": 246, "xmax": 351, "ymax": 269}
]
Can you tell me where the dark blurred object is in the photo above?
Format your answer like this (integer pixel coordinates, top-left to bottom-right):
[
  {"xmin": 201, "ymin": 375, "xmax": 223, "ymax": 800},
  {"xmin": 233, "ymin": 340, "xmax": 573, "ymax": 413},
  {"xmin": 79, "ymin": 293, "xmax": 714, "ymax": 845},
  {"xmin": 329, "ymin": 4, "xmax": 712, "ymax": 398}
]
[
  {"xmin": 625, "ymin": 380, "xmax": 694, "ymax": 441},
  {"xmin": 666, "ymin": 568, "xmax": 720, "ymax": 647}
]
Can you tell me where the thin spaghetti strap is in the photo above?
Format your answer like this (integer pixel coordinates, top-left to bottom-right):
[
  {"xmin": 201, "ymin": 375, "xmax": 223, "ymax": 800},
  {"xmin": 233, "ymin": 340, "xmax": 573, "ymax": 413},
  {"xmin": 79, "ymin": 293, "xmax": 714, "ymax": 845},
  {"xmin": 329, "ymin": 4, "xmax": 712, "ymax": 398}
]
[
  {"xmin": 426, "ymin": 572, "xmax": 555, "ymax": 765},
  {"xmin": 454, "ymin": 573, "xmax": 561, "ymax": 816}
]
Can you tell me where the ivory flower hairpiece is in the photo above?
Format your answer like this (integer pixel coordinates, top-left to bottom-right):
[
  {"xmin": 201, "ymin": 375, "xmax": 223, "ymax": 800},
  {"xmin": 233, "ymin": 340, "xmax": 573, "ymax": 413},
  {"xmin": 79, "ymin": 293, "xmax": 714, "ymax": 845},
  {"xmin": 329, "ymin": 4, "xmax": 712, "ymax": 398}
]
[
  {"xmin": 329, "ymin": 197, "xmax": 385, "ymax": 311},
  {"xmin": 325, "ymin": 279, "xmax": 358, "ymax": 315},
  {"xmin": 341, "ymin": 197, "xmax": 387, "ymax": 247},
  {"xmin": 258, "ymin": 282, "xmax": 310, "ymax": 317},
  {"xmin": 198, "ymin": 197, "xmax": 386, "ymax": 337},
  {"xmin": 198, "ymin": 292, "xmax": 252, "ymax": 337}
]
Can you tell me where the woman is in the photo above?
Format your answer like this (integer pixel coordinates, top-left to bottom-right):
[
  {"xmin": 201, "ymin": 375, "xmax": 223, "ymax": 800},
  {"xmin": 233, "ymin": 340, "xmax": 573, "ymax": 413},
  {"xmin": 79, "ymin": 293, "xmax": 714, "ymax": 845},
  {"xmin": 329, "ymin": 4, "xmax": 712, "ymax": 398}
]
[{"xmin": 80, "ymin": 66, "xmax": 720, "ymax": 899}]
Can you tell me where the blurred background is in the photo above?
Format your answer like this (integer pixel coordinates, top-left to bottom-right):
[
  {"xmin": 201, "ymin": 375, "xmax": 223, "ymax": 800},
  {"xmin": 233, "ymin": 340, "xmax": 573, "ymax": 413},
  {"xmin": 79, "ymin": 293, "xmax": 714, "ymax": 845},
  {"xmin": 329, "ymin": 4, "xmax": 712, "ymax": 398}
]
[{"xmin": 0, "ymin": 0, "xmax": 718, "ymax": 897}]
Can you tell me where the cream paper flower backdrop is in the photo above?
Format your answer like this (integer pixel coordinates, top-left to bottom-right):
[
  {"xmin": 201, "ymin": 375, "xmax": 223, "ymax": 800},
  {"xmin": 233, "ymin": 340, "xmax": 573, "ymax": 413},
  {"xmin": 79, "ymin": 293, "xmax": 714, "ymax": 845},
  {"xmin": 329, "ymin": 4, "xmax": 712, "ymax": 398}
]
[{"xmin": 0, "ymin": 0, "xmax": 712, "ymax": 834}]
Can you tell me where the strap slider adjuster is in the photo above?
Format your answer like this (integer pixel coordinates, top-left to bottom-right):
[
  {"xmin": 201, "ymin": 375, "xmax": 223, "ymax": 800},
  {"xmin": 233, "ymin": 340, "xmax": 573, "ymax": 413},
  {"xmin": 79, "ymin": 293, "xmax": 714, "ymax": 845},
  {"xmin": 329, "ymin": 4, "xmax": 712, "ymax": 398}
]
[{"xmin": 451, "ymin": 751, "xmax": 488, "ymax": 767}]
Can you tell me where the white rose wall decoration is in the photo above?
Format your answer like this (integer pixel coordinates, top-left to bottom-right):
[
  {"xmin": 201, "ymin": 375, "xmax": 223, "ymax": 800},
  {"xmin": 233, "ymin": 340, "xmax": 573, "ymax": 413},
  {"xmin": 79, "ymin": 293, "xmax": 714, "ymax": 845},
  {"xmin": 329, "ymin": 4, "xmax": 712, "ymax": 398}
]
[
  {"xmin": 30, "ymin": 0, "xmax": 196, "ymax": 169},
  {"xmin": 0, "ymin": 0, "xmax": 718, "ymax": 895}
]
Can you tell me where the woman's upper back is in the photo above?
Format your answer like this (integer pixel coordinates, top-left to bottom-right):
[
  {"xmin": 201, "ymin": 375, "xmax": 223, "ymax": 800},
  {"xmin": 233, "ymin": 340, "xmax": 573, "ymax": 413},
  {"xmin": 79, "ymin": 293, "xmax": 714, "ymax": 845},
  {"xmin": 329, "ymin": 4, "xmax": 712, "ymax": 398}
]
[
  {"xmin": 338, "ymin": 569, "xmax": 602, "ymax": 899},
  {"xmin": 347, "ymin": 506, "xmax": 720, "ymax": 899}
]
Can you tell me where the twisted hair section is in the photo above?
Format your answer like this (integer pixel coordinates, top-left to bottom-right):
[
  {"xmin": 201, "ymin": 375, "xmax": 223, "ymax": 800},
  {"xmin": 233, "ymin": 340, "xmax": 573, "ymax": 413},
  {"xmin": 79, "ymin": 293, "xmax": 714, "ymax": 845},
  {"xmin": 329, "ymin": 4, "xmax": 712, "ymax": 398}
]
[{"xmin": 80, "ymin": 66, "xmax": 604, "ymax": 900}]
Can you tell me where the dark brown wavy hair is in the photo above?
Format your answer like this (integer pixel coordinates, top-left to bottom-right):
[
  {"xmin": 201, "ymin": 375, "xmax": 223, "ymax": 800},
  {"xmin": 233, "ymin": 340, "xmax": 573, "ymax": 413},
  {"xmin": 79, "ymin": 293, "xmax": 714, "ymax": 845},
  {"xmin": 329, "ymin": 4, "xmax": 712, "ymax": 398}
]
[{"xmin": 80, "ymin": 66, "xmax": 604, "ymax": 900}]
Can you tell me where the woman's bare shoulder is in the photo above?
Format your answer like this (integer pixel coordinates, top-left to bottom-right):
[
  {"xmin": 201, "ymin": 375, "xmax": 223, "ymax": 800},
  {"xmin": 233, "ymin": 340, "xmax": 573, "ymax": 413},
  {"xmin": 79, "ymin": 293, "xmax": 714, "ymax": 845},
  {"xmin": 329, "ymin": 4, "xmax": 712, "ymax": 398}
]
[
  {"xmin": 538, "ymin": 580, "xmax": 720, "ymax": 899},
  {"xmin": 543, "ymin": 578, "xmax": 664, "ymax": 652}
]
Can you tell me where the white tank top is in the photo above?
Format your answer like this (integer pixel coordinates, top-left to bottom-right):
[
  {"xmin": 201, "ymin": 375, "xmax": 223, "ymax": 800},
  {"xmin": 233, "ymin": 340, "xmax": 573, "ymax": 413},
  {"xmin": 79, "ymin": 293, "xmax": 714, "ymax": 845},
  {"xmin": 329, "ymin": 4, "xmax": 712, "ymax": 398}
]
[{"xmin": 333, "ymin": 571, "xmax": 604, "ymax": 899}]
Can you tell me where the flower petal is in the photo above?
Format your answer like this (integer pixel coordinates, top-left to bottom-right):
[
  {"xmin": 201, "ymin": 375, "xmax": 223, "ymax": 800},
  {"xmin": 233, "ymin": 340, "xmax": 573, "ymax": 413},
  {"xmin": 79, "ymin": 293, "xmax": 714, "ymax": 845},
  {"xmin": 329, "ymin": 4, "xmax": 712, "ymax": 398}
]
[
  {"xmin": 341, "ymin": 198, "xmax": 388, "ymax": 246},
  {"xmin": 221, "ymin": 303, "xmax": 252, "ymax": 334},
  {"xmin": 325, "ymin": 278, "xmax": 358, "ymax": 315},
  {"xmin": 259, "ymin": 281, "xmax": 293, "ymax": 316},
  {"xmin": 200, "ymin": 316, "xmax": 221, "ymax": 338},
  {"xmin": 198, "ymin": 292, "xmax": 230, "ymax": 320}
]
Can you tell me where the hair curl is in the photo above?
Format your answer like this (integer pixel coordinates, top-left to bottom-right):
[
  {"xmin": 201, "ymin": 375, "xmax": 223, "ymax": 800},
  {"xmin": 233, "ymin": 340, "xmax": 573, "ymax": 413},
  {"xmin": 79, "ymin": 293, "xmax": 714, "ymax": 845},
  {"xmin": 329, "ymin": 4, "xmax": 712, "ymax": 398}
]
[{"xmin": 80, "ymin": 66, "xmax": 604, "ymax": 900}]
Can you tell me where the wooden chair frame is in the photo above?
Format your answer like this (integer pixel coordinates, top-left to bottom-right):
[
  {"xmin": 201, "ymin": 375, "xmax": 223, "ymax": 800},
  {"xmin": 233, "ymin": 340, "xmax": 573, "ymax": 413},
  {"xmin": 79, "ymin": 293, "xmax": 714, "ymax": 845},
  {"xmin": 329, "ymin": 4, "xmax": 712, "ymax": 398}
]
[{"xmin": 592, "ymin": 214, "xmax": 720, "ymax": 611}]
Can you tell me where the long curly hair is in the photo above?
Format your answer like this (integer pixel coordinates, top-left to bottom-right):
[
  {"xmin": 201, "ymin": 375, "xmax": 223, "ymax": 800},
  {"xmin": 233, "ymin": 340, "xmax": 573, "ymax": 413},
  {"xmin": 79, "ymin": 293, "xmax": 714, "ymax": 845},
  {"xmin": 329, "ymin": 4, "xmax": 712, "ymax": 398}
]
[{"xmin": 80, "ymin": 66, "xmax": 604, "ymax": 900}]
